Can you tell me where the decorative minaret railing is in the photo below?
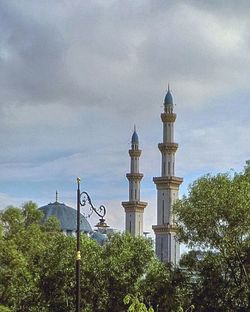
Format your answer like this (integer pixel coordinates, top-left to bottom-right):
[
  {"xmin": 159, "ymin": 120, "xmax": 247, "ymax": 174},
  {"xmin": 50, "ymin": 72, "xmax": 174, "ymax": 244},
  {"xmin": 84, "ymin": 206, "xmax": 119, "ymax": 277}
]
[
  {"xmin": 122, "ymin": 127, "xmax": 147, "ymax": 236},
  {"xmin": 152, "ymin": 87, "xmax": 183, "ymax": 264}
]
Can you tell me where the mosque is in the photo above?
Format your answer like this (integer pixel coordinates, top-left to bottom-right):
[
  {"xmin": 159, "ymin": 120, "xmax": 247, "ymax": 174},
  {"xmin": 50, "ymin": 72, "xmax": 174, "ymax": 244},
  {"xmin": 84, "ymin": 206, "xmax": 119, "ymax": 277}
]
[
  {"xmin": 39, "ymin": 88, "xmax": 182, "ymax": 264},
  {"xmin": 39, "ymin": 192, "xmax": 109, "ymax": 245},
  {"xmin": 122, "ymin": 87, "xmax": 182, "ymax": 265}
]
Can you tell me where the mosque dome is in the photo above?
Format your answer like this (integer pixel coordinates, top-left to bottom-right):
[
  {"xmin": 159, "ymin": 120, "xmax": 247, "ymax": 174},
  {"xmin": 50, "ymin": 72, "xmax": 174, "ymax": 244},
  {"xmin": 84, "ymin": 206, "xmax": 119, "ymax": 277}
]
[
  {"xmin": 90, "ymin": 231, "xmax": 107, "ymax": 245},
  {"xmin": 39, "ymin": 201, "xmax": 92, "ymax": 233},
  {"xmin": 164, "ymin": 88, "xmax": 173, "ymax": 105},
  {"xmin": 131, "ymin": 129, "xmax": 139, "ymax": 144}
]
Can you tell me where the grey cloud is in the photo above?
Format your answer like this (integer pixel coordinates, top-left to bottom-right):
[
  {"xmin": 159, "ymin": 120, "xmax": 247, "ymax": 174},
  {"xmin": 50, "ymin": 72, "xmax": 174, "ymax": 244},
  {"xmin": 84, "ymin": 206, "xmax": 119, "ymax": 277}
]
[
  {"xmin": 0, "ymin": 1, "xmax": 250, "ymax": 232},
  {"xmin": 1, "ymin": 1, "xmax": 249, "ymax": 113},
  {"xmin": 187, "ymin": 0, "xmax": 250, "ymax": 17},
  {"xmin": 0, "ymin": 4, "xmax": 67, "ymax": 103}
]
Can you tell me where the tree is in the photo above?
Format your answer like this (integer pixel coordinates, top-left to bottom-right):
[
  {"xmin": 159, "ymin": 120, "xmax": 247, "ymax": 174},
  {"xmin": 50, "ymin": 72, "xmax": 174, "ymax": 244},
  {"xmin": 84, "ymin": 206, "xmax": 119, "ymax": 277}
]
[
  {"xmin": 0, "ymin": 202, "xmax": 50, "ymax": 311},
  {"xmin": 123, "ymin": 294, "xmax": 154, "ymax": 312},
  {"xmin": 0, "ymin": 306, "xmax": 11, "ymax": 312},
  {"xmin": 174, "ymin": 171, "xmax": 250, "ymax": 311},
  {"xmin": 139, "ymin": 259, "xmax": 192, "ymax": 312},
  {"xmin": 0, "ymin": 204, "xmax": 158, "ymax": 312},
  {"xmin": 0, "ymin": 202, "xmax": 107, "ymax": 312},
  {"xmin": 1, "ymin": 201, "xmax": 201, "ymax": 312},
  {"xmin": 102, "ymin": 233, "xmax": 155, "ymax": 312}
]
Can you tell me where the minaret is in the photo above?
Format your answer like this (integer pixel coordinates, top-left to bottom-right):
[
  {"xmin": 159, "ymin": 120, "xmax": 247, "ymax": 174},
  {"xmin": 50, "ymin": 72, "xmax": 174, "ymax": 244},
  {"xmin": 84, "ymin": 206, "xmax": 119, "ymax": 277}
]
[
  {"xmin": 122, "ymin": 127, "xmax": 147, "ymax": 236},
  {"xmin": 152, "ymin": 86, "xmax": 183, "ymax": 264}
]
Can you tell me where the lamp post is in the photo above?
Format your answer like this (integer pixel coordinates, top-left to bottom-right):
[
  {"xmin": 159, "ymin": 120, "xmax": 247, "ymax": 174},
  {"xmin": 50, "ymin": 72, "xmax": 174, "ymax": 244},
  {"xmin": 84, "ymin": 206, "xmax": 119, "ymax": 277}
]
[{"xmin": 76, "ymin": 177, "xmax": 108, "ymax": 312}]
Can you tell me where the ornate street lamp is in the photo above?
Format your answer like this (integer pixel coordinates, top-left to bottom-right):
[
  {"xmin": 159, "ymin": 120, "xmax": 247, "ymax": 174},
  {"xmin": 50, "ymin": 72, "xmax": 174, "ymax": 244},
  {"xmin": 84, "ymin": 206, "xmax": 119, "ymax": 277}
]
[{"xmin": 76, "ymin": 177, "xmax": 108, "ymax": 312}]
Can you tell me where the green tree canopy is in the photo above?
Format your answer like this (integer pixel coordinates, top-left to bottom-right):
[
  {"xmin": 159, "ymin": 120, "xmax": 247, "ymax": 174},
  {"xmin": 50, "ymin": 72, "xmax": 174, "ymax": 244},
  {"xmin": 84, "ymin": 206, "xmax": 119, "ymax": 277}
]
[
  {"xmin": 102, "ymin": 233, "xmax": 154, "ymax": 312},
  {"xmin": 0, "ymin": 203, "xmax": 163, "ymax": 312},
  {"xmin": 139, "ymin": 259, "xmax": 191, "ymax": 312},
  {"xmin": 174, "ymin": 171, "xmax": 250, "ymax": 311}
]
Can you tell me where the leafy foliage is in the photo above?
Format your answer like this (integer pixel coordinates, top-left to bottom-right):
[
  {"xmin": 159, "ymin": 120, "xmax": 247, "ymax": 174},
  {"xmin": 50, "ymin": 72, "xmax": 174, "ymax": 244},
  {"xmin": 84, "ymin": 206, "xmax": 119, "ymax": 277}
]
[
  {"xmin": 0, "ymin": 204, "xmax": 158, "ymax": 312},
  {"xmin": 0, "ymin": 306, "xmax": 11, "ymax": 312},
  {"xmin": 102, "ymin": 233, "xmax": 154, "ymax": 312},
  {"xmin": 175, "ymin": 171, "xmax": 250, "ymax": 311},
  {"xmin": 123, "ymin": 294, "xmax": 154, "ymax": 312},
  {"xmin": 2, "ymin": 166, "xmax": 249, "ymax": 312},
  {"xmin": 139, "ymin": 259, "xmax": 191, "ymax": 312}
]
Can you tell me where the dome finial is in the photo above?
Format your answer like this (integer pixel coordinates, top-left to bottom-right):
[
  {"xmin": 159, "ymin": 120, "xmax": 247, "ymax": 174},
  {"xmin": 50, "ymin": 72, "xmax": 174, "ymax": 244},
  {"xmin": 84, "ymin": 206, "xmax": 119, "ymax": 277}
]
[
  {"xmin": 164, "ymin": 84, "xmax": 173, "ymax": 105},
  {"xmin": 131, "ymin": 126, "xmax": 139, "ymax": 145}
]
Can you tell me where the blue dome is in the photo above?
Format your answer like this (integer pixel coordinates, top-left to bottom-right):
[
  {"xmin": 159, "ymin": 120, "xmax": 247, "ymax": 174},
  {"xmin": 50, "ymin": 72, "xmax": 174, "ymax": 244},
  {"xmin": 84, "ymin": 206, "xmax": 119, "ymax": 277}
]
[
  {"xmin": 39, "ymin": 201, "xmax": 92, "ymax": 233},
  {"xmin": 131, "ymin": 130, "xmax": 139, "ymax": 144},
  {"xmin": 164, "ymin": 89, "xmax": 173, "ymax": 105},
  {"xmin": 90, "ymin": 231, "xmax": 107, "ymax": 245}
]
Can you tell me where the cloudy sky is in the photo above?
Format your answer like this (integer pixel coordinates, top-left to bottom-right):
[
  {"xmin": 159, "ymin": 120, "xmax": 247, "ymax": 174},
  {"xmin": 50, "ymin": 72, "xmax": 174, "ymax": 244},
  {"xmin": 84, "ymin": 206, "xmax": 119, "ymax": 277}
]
[{"xmin": 0, "ymin": 0, "xmax": 250, "ymax": 234}]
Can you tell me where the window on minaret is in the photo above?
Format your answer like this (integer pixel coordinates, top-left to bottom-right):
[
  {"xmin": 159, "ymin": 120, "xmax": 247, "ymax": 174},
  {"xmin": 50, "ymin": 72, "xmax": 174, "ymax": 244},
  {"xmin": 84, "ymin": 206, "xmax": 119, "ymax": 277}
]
[
  {"xmin": 163, "ymin": 161, "xmax": 165, "ymax": 175},
  {"xmin": 173, "ymin": 162, "xmax": 174, "ymax": 175},
  {"xmin": 162, "ymin": 200, "xmax": 164, "ymax": 224},
  {"xmin": 135, "ymin": 189, "xmax": 137, "ymax": 200},
  {"xmin": 129, "ymin": 221, "xmax": 132, "ymax": 233},
  {"xmin": 161, "ymin": 237, "xmax": 163, "ymax": 261},
  {"xmin": 168, "ymin": 162, "xmax": 170, "ymax": 175}
]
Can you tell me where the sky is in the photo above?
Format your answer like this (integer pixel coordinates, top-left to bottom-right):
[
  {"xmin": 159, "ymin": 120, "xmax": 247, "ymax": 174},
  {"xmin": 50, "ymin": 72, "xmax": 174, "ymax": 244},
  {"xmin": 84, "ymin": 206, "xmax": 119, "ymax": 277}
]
[{"xmin": 0, "ymin": 0, "xmax": 250, "ymax": 235}]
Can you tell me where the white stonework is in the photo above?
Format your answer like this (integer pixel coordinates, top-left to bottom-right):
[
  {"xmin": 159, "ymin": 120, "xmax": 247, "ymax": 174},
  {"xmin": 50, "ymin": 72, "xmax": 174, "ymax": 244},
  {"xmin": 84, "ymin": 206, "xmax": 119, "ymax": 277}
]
[
  {"xmin": 152, "ymin": 89, "xmax": 183, "ymax": 264},
  {"xmin": 122, "ymin": 128, "xmax": 147, "ymax": 236}
]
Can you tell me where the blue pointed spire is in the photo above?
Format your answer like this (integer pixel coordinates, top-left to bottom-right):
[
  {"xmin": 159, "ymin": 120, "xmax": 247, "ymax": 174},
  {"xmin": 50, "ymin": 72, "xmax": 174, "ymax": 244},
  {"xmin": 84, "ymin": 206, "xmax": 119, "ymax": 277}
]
[
  {"xmin": 131, "ymin": 125, "xmax": 139, "ymax": 145},
  {"xmin": 164, "ymin": 84, "xmax": 173, "ymax": 105}
]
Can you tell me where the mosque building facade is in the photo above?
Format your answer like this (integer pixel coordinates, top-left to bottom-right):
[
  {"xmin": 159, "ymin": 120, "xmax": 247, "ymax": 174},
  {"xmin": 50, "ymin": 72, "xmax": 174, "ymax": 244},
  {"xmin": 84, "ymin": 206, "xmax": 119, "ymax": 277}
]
[{"xmin": 122, "ymin": 88, "xmax": 183, "ymax": 265}]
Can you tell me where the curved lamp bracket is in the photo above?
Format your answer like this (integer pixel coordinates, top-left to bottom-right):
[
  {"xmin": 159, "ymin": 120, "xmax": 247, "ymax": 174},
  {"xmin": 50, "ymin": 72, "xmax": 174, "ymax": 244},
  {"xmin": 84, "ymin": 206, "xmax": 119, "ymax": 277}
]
[{"xmin": 79, "ymin": 191, "xmax": 106, "ymax": 220}]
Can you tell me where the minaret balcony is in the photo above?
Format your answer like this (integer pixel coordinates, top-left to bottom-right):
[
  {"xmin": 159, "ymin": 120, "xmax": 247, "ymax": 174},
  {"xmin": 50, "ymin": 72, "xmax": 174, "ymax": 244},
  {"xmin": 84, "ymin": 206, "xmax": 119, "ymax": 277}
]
[
  {"xmin": 153, "ymin": 176, "xmax": 183, "ymax": 189},
  {"xmin": 122, "ymin": 201, "xmax": 147, "ymax": 212},
  {"xmin": 126, "ymin": 173, "xmax": 143, "ymax": 181},
  {"xmin": 152, "ymin": 223, "xmax": 178, "ymax": 234},
  {"xmin": 129, "ymin": 149, "xmax": 142, "ymax": 157},
  {"xmin": 161, "ymin": 113, "xmax": 176, "ymax": 123},
  {"xmin": 158, "ymin": 143, "xmax": 178, "ymax": 153}
]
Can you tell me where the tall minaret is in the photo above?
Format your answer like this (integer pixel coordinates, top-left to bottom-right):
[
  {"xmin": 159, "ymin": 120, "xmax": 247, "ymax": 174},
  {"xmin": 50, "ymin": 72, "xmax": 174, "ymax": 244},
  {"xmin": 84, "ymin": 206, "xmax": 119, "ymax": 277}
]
[
  {"xmin": 152, "ymin": 87, "xmax": 183, "ymax": 264},
  {"xmin": 122, "ymin": 127, "xmax": 147, "ymax": 236}
]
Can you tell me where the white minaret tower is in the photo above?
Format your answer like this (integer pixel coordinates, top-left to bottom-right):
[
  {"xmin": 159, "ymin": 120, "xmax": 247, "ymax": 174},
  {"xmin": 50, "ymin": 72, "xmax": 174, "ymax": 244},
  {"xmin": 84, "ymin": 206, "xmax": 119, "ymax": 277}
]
[
  {"xmin": 122, "ymin": 127, "xmax": 147, "ymax": 236},
  {"xmin": 152, "ymin": 86, "xmax": 183, "ymax": 264}
]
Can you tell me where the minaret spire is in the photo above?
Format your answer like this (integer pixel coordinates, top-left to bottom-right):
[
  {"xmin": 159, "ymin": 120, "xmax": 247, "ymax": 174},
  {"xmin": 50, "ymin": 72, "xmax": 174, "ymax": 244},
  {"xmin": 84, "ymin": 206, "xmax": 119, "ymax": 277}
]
[
  {"xmin": 122, "ymin": 127, "xmax": 147, "ymax": 236},
  {"xmin": 152, "ymin": 88, "xmax": 183, "ymax": 264}
]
